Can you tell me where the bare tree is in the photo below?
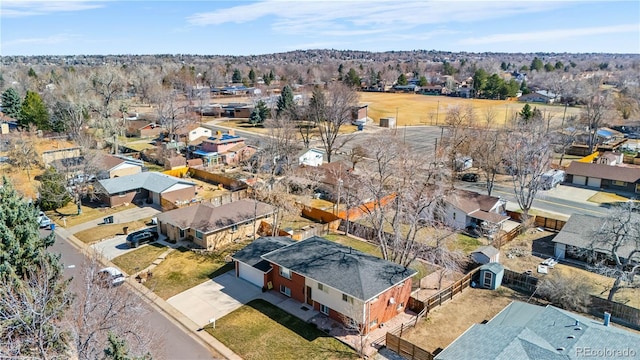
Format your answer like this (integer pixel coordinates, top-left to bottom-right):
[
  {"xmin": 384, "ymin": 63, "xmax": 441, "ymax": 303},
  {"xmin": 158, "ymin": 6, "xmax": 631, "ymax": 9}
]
[
  {"xmin": 587, "ymin": 202, "xmax": 640, "ymax": 302},
  {"xmin": 505, "ymin": 117, "xmax": 552, "ymax": 218},
  {"xmin": 307, "ymin": 83, "xmax": 358, "ymax": 163},
  {"xmin": 551, "ymin": 115, "xmax": 580, "ymax": 168},
  {"xmin": 7, "ymin": 130, "xmax": 41, "ymax": 182},
  {"xmin": 66, "ymin": 253, "xmax": 160, "ymax": 360},
  {"xmin": 576, "ymin": 76, "xmax": 612, "ymax": 153},
  {"xmin": 537, "ymin": 271, "xmax": 593, "ymax": 312},
  {"xmin": 443, "ymin": 105, "xmax": 475, "ymax": 180},
  {"xmin": 471, "ymin": 125, "xmax": 506, "ymax": 197}
]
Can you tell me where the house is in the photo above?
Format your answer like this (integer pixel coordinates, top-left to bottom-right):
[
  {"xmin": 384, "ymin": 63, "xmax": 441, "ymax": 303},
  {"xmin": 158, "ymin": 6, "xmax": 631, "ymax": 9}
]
[
  {"xmin": 392, "ymin": 84, "xmax": 419, "ymax": 93},
  {"xmin": 97, "ymin": 154, "xmax": 144, "ymax": 179},
  {"xmin": 193, "ymin": 132, "xmax": 256, "ymax": 166},
  {"xmin": 94, "ymin": 172, "xmax": 195, "ymax": 208},
  {"xmin": 442, "ymin": 189, "xmax": 509, "ymax": 231},
  {"xmin": 156, "ymin": 199, "xmax": 274, "ymax": 249},
  {"xmin": 125, "ymin": 120, "xmax": 163, "ymax": 138},
  {"xmin": 42, "ymin": 147, "xmax": 82, "ymax": 167},
  {"xmin": 298, "ymin": 148, "xmax": 325, "ymax": 167},
  {"xmin": 471, "ymin": 245, "xmax": 500, "ymax": 265},
  {"xmin": 565, "ymin": 161, "xmax": 640, "ymax": 193},
  {"xmin": 478, "ymin": 262, "xmax": 504, "ymax": 290},
  {"xmin": 518, "ymin": 90, "xmax": 560, "ymax": 104},
  {"xmin": 434, "ymin": 301, "xmax": 640, "ymax": 359},
  {"xmin": 351, "ymin": 105, "xmax": 368, "ymax": 124},
  {"xmin": 233, "ymin": 236, "xmax": 417, "ymax": 334},
  {"xmin": 552, "ymin": 213, "xmax": 640, "ymax": 263},
  {"xmin": 188, "ymin": 127, "xmax": 212, "ymax": 142}
]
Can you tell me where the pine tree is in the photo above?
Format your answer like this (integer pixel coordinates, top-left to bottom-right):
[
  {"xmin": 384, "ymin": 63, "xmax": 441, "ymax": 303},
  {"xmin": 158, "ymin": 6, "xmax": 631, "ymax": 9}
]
[
  {"xmin": 249, "ymin": 100, "xmax": 269, "ymax": 125},
  {"xmin": 276, "ymin": 85, "xmax": 295, "ymax": 118},
  {"xmin": 397, "ymin": 73, "xmax": 408, "ymax": 86},
  {"xmin": 248, "ymin": 68, "xmax": 256, "ymax": 84},
  {"xmin": 520, "ymin": 104, "xmax": 533, "ymax": 122},
  {"xmin": 20, "ymin": 90, "xmax": 50, "ymax": 130},
  {"xmin": 1, "ymin": 88, "xmax": 22, "ymax": 120},
  {"xmin": 38, "ymin": 167, "xmax": 72, "ymax": 211},
  {"xmin": 231, "ymin": 69, "xmax": 242, "ymax": 83},
  {"xmin": 344, "ymin": 68, "xmax": 360, "ymax": 88}
]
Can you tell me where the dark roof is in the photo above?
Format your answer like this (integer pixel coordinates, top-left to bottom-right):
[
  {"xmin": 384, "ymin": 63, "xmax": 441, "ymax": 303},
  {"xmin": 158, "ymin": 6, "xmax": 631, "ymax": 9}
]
[
  {"xmin": 435, "ymin": 301, "xmax": 640, "ymax": 360},
  {"xmin": 552, "ymin": 214, "xmax": 639, "ymax": 260},
  {"xmin": 566, "ymin": 161, "xmax": 640, "ymax": 183},
  {"xmin": 262, "ymin": 236, "xmax": 416, "ymax": 301},
  {"xmin": 156, "ymin": 199, "xmax": 274, "ymax": 233},
  {"xmin": 232, "ymin": 237, "xmax": 296, "ymax": 272}
]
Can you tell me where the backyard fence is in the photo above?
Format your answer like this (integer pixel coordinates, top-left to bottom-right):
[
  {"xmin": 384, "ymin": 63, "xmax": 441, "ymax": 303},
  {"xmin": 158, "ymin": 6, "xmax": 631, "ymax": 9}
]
[
  {"xmin": 501, "ymin": 268, "xmax": 539, "ymax": 294},
  {"xmin": 386, "ymin": 333, "xmax": 434, "ymax": 360},
  {"xmin": 409, "ymin": 267, "xmax": 480, "ymax": 313}
]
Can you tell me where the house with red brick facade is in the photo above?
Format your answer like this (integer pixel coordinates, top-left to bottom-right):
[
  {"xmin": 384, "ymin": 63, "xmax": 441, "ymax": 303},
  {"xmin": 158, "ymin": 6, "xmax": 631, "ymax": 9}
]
[
  {"xmin": 233, "ymin": 236, "xmax": 416, "ymax": 334},
  {"xmin": 94, "ymin": 172, "xmax": 195, "ymax": 208},
  {"xmin": 192, "ymin": 133, "xmax": 256, "ymax": 166}
]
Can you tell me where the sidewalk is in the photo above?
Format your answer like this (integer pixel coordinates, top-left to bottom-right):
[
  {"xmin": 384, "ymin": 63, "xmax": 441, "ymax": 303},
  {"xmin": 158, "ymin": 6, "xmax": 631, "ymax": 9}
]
[{"xmin": 54, "ymin": 218, "xmax": 241, "ymax": 360}]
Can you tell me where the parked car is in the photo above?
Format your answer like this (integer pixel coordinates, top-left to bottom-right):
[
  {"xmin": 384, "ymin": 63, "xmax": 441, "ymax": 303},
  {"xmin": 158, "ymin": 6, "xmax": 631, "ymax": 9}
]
[
  {"xmin": 126, "ymin": 228, "xmax": 159, "ymax": 248},
  {"xmin": 38, "ymin": 211, "xmax": 52, "ymax": 228},
  {"xmin": 97, "ymin": 267, "xmax": 125, "ymax": 287},
  {"xmin": 460, "ymin": 173, "xmax": 479, "ymax": 182},
  {"xmin": 68, "ymin": 173, "xmax": 96, "ymax": 185}
]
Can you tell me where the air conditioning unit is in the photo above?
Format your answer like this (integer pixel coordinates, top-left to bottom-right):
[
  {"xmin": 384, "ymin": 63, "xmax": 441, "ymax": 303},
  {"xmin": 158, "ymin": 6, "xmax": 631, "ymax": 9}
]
[{"xmin": 388, "ymin": 297, "xmax": 395, "ymax": 305}]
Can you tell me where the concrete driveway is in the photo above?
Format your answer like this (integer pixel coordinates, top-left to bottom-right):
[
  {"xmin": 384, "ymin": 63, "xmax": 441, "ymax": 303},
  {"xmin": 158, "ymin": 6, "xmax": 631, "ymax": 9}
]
[
  {"xmin": 167, "ymin": 271, "xmax": 261, "ymax": 327},
  {"xmin": 91, "ymin": 234, "xmax": 132, "ymax": 260}
]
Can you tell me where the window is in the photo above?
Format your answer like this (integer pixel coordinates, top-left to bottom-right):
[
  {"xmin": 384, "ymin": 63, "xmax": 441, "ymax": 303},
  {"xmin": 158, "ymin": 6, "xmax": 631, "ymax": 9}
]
[
  {"xmin": 118, "ymin": 192, "xmax": 126, "ymax": 197},
  {"xmin": 636, "ymin": 184, "xmax": 640, "ymax": 193},
  {"xmin": 280, "ymin": 285, "xmax": 291, "ymax": 297},
  {"xmin": 231, "ymin": 224, "xmax": 238, "ymax": 233},
  {"xmin": 317, "ymin": 283, "xmax": 328, "ymax": 292},
  {"xmin": 453, "ymin": 212, "xmax": 456, "ymax": 220},
  {"xmin": 279, "ymin": 267, "xmax": 291, "ymax": 280},
  {"xmin": 397, "ymin": 302, "xmax": 405, "ymax": 311},
  {"xmin": 612, "ymin": 180, "xmax": 627, "ymax": 186},
  {"xmin": 342, "ymin": 294, "xmax": 354, "ymax": 304},
  {"xmin": 195, "ymin": 230, "xmax": 203, "ymax": 240},
  {"xmin": 369, "ymin": 318, "xmax": 378, "ymax": 328},
  {"xmin": 320, "ymin": 304, "xmax": 329, "ymax": 315},
  {"xmin": 179, "ymin": 228, "xmax": 185, "ymax": 238}
]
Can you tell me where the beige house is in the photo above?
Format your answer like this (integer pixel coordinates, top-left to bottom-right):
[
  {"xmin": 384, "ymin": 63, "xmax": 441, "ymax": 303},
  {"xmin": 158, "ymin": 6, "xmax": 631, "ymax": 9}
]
[
  {"xmin": 156, "ymin": 199, "xmax": 275, "ymax": 250},
  {"xmin": 99, "ymin": 154, "xmax": 143, "ymax": 178}
]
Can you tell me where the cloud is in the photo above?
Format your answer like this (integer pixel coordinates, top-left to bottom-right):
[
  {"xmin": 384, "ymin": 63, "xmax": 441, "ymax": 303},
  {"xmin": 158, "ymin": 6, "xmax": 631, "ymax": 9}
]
[
  {"xmin": 3, "ymin": 33, "xmax": 78, "ymax": 47},
  {"xmin": 459, "ymin": 24, "xmax": 640, "ymax": 45},
  {"xmin": 1, "ymin": 1, "xmax": 105, "ymax": 17},
  {"xmin": 186, "ymin": 0, "xmax": 568, "ymax": 37}
]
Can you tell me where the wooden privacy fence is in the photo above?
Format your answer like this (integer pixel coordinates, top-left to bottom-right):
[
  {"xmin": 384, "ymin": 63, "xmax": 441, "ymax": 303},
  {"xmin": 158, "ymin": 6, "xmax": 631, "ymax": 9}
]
[
  {"xmin": 409, "ymin": 267, "xmax": 480, "ymax": 313},
  {"xmin": 386, "ymin": 333, "xmax": 434, "ymax": 360}
]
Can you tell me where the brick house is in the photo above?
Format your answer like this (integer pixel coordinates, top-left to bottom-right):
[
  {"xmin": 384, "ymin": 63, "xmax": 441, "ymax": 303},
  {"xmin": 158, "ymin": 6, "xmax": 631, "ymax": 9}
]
[
  {"xmin": 156, "ymin": 199, "xmax": 275, "ymax": 249},
  {"xmin": 233, "ymin": 236, "xmax": 416, "ymax": 334},
  {"xmin": 94, "ymin": 172, "xmax": 195, "ymax": 208},
  {"xmin": 565, "ymin": 161, "xmax": 640, "ymax": 193},
  {"xmin": 194, "ymin": 132, "xmax": 256, "ymax": 166}
]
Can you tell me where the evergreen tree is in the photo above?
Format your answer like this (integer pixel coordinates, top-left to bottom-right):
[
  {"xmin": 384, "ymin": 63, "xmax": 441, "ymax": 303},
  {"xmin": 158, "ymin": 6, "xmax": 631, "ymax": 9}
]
[
  {"xmin": 276, "ymin": 85, "xmax": 295, "ymax": 118},
  {"xmin": 27, "ymin": 67, "xmax": 37, "ymax": 78},
  {"xmin": 442, "ymin": 61, "xmax": 457, "ymax": 75},
  {"xmin": 248, "ymin": 68, "xmax": 256, "ymax": 84},
  {"xmin": 530, "ymin": 57, "xmax": 544, "ymax": 72},
  {"xmin": 262, "ymin": 73, "xmax": 271, "ymax": 86},
  {"xmin": 337, "ymin": 64, "xmax": 344, "ymax": 80},
  {"xmin": 344, "ymin": 68, "xmax": 360, "ymax": 88},
  {"xmin": 397, "ymin": 73, "xmax": 408, "ymax": 86},
  {"xmin": 520, "ymin": 79, "xmax": 531, "ymax": 94},
  {"xmin": 519, "ymin": 104, "xmax": 534, "ymax": 122},
  {"xmin": 1, "ymin": 88, "xmax": 22, "ymax": 120},
  {"xmin": 418, "ymin": 76, "xmax": 428, "ymax": 87},
  {"xmin": 472, "ymin": 68, "xmax": 488, "ymax": 97},
  {"xmin": 249, "ymin": 100, "xmax": 269, "ymax": 125},
  {"xmin": 20, "ymin": 91, "xmax": 50, "ymax": 129},
  {"xmin": 38, "ymin": 167, "xmax": 72, "ymax": 211},
  {"xmin": 231, "ymin": 69, "xmax": 242, "ymax": 83},
  {"xmin": 554, "ymin": 61, "xmax": 564, "ymax": 70},
  {"xmin": 103, "ymin": 331, "xmax": 152, "ymax": 360},
  {"xmin": 544, "ymin": 63, "xmax": 555, "ymax": 72},
  {"xmin": 268, "ymin": 70, "xmax": 275, "ymax": 82},
  {"xmin": 500, "ymin": 61, "xmax": 508, "ymax": 71}
]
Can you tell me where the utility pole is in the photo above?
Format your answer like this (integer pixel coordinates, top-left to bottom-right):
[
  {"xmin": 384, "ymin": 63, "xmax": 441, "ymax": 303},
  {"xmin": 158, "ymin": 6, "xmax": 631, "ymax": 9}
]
[{"xmin": 436, "ymin": 100, "xmax": 440, "ymax": 125}]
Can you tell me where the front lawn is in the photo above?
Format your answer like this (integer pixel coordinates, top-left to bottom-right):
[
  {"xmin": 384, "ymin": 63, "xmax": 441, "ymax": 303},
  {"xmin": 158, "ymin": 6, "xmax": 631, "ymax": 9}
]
[
  {"xmin": 112, "ymin": 243, "xmax": 168, "ymax": 274},
  {"xmin": 207, "ymin": 299, "xmax": 357, "ymax": 360},
  {"xmin": 48, "ymin": 202, "xmax": 137, "ymax": 228},
  {"xmin": 73, "ymin": 219, "xmax": 150, "ymax": 244},
  {"xmin": 144, "ymin": 242, "xmax": 247, "ymax": 299}
]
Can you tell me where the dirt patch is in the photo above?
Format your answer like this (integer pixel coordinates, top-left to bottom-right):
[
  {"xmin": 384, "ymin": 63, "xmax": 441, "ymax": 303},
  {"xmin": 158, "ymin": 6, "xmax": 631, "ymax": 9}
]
[{"xmin": 403, "ymin": 287, "xmax": 527, "ymax": 353}]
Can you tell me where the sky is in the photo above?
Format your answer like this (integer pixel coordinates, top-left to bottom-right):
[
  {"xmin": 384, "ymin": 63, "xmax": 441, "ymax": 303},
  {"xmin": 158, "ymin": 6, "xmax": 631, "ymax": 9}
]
[{"xmin": 1, "ymin": 0, "xmax": 639, "ymax": 56}]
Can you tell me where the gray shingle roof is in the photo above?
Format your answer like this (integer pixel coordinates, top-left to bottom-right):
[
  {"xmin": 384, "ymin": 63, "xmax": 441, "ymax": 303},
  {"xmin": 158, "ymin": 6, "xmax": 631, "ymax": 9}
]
[
  {"xmin": 156, "ymin": 199, "xmax": 275, "ymax": 233},
  {"xmin": 232, "ymin": 236, "xmax": 296, "ymax": 272},
  {"xmin": 435, "ymin": 301, "xmax": 640, "ymax": 360},
  {"xmin": 261, "ymin": 236, "xmax": 416, "ymax": 301},
  {"xmin": 473, "ymin": 245, "xmax": 499, "ymax": 258},
  {"xmin": 97, "ymin": 172, "xmax": 194, "ymax": 194}
]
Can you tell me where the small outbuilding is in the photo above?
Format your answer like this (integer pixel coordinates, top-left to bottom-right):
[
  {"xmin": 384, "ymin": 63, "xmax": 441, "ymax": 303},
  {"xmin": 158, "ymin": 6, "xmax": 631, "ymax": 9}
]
[
  {"xmin": 471, "ymin": 245, "xmax": 500, "ymax": 265},
  {"xmin": 478, "ymin": 262, "xmax": 504, "ymax": 290}
]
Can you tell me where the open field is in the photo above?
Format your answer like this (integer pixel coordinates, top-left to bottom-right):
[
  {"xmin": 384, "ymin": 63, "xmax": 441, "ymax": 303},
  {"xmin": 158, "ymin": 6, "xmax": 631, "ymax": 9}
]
[
  {"xmin": 207, "ymin": 299, "xmax": 357, "ymax": 360},
  {"xmin": 359, "ymin": 92, "xmax": 582, "ymax": 128}
]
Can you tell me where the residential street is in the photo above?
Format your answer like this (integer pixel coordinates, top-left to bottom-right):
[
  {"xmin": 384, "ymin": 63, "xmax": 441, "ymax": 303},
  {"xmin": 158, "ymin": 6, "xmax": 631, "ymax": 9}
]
[{"xmin": 47, "ymin": 230, "xmax": 218, "ymax": 360}]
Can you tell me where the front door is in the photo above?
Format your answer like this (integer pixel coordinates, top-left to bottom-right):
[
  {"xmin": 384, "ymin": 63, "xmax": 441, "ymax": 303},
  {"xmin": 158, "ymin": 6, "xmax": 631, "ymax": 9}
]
[{"xmin": 306, "ymin": 286, "xmax": 313, "ymax": 305}]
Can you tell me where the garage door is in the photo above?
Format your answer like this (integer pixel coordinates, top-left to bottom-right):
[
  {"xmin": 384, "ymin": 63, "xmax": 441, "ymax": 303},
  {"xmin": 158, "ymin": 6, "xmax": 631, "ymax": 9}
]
[
  {"xmin": 237, "ymin": 262, "xmax": 264, "ymax": 288},
  {"xmin": 587, "ymin": 177, "xmax": 601, "ymax": 188},
  {"xmin": 573, "ymin": 176, "xmax": 586, "ymax": 186}
]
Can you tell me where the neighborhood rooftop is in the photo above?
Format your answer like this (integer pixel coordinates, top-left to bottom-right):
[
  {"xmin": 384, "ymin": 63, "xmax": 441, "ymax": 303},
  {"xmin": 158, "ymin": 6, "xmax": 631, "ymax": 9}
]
[
  {"xmin": 261, "ymin": 236, "xmax": 417, "ymax": 301},
  {"xmin": 97, "ymin": 172, "xmax": 195, "ymax": 194},
  {"xmin": 232, "ymin": 236, "xmax": 296, "ymax": 272},
  {"xmin": 565, "ymin": 161, "xmax": 640, "ymax": 183}
]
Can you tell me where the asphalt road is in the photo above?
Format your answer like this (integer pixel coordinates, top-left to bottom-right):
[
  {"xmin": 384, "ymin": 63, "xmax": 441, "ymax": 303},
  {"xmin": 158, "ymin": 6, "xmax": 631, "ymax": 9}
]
[{"xmin": 47, "ymin": 231, "xmax": 217, "ymax": 360}]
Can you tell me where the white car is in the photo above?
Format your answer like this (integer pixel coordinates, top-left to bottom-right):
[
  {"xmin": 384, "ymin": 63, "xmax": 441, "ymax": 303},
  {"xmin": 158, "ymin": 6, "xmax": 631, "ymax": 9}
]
[
  {"xmin": 97, "ymin": 267, "xmax": 126, "ymax": 287},
  {"xmin": 38, "ymin": 211, "xmax": 52, "ymax": 228}
]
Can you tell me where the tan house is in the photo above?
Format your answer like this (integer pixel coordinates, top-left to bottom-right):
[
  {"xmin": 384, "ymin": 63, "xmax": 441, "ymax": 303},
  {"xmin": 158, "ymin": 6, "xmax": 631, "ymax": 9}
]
[
  {"xmin": 99, "ymin": 154, "xmax": 144, "ymax": 179},
  {"xmin": 156, "ymin": 199, "xmax": 275, "ymax": 249}
]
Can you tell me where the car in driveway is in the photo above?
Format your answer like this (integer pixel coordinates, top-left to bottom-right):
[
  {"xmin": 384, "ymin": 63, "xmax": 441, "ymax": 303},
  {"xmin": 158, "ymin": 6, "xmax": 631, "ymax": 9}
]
[
  {"xmin": 38, "ymin": 211, "xmax": 52, "ymax": 228},
  {"xmin": 126, "ymin": 228, "xmax": 159, "ymax": 248},
  {"xmin": 460, "ymin": 173, "xmax": 479, "ymax": 182},
  {"xmin": 97, "ymin": 267, "xmax": 125, "ymax": 287}
]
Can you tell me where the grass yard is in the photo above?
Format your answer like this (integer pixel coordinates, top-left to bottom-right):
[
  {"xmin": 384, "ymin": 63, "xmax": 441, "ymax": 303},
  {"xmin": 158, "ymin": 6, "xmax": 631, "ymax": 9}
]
[
  {"xmin": 587, "ymin": 192, "xmax": 630, "ymax": 205},
  {"xmin": 324, "ymin": 233, "xmax": 382, "ymax": 257},
  {"xmin": 359, "ymin": 92, "xmax": 582, "ymax": 128},
  {"xmin": 403, "ymin": 287, "xmax": 527, "ymax": 353},
  {"xmin": 73, "ymin": 218, "xmax": 151, "ymax": 244},
  {"xmin": 111, "ymin": 243, "xmax": 168, "ymax": 275},
  {"xmin": 453, "ymin": 234, "xmax": 484, "ymax": 254},
  {"xmin": 144, "ymin": 243, "xmax": 246, "ymax": 299},
  {"xmin": 47, "ymin": 202, "xmax": 137, "ymax": 228},
  {"xmin": 207, "ymin": 299, "xmax": 357, "ymax": 360}
]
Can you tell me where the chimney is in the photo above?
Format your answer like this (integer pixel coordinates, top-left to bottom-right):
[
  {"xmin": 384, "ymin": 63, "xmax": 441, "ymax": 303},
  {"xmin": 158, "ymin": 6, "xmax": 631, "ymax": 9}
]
[
  {"xmin": 604, "ymin": 312, "xmax": 611, "ymax": 326},
  {"xmin": 228, "ymin": 129, "xmax": 235, "ymax": 136}
]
